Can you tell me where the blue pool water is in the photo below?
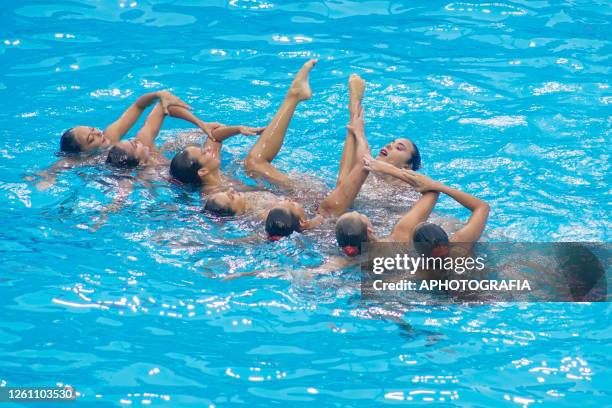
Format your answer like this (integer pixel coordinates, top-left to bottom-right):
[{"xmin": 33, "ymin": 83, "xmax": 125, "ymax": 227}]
[{"xmin": 1, "ymin": 0, "xmax": 611, "ymax": 406}]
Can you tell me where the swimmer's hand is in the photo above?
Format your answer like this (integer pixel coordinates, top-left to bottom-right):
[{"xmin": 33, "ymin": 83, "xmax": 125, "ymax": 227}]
[
  {"xmin": 36, "ymin": 180, "xmax": 54, "ymax": 191},
  {"xmin": 347, "ymin": 106, "xmax": 365, "ymax": 135},
  {"xmin": 24, "ymin": 174, "xmax": 53, "ymax": 191},
  {"xmin": 158, "ymin": 90, "xmax": 192, "ymax": 115},
  {"xmin": 238, "ymin": 126, "xmax": 265, "ymax": 136},
  {"xmin": 363, "ymin": 154, "xmax": 394, "ymax": 173},
  {"xmin": 90, "ymin": 212, "xmax": 109, "ymax": 232},
  {"xmin": 200, "ymin": 122, "xmax": 224, "ymax": 139},
  {"xmin": 401, "ymin": 170, "xmax": 440, "ymax": 193}
]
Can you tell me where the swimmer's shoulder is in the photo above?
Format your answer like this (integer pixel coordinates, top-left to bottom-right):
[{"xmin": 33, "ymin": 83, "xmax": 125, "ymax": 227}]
[{"xmin": 247, "ymin": 190, "xmax": 279, "ymax": 207}]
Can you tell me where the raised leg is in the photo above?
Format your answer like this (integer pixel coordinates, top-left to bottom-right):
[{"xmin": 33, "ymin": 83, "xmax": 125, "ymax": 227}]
[
  {"xmin": 336, "ymin": 74, "xmax": 365, "ymax": 185},
  {"xmin": 244, "ymin": 59, "xmax": 317, "ymax": 186},
  {"xmin": 318, "ymin": 104, "xmax": 372, "ymax": 217}
]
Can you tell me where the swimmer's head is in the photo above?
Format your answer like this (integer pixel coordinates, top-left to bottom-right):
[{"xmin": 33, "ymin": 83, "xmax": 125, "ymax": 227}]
[
  {"xmin": 203, "ymin": 189, "xmax": 246, "ymax": 217},
  {"xmin": 60, "ymin": 126, "xmax": 109, "ymax": 153},
  {"xmin": 413, "ymin": 222, "xmax": 449, "ymax": 257},
  {"xmin": 335, "ymin": 211, "xmax": 372, "ymax": 256},
  {"xmin": 106, "ymin": 140, "xmax": 149, "ymax": 168},
  {"xmin": 170, "ymin": 145, "xmax": 219, "ymax": 186},
  {"xmin": 264, "ymin": 201, "xmax": 305, "ymax": 240},
  {"xmin": 376, "ymin": 138, "xmax": 421, "ymax": 170}
]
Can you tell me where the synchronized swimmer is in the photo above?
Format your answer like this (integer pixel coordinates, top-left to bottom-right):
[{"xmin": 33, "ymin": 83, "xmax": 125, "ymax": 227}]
[{"xmin": 33, "ymin": 59, "xmax": 489, "ymax": 272}]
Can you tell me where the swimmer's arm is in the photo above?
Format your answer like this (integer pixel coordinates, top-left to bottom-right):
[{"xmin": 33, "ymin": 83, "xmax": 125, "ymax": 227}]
[
  {"xmin": 90, "ymin": 178, "xmax": 134, "ymax": 232},
  {"xmin": 223, "ymin": 256, "xmax": 355, "ymax": 281},
  {"xmin": 363, "ymin": 156, "xmax": 415, "ymax": 184},
  {"xmin": 225, "ymin": 232, "xmax": 266, "ymax": 244},
  {"xmin": 103, "ymin": 91, "xmax": 166, "ymax": 143},
  {"xmin": 301, "ymin": 256, "xmax": 357, "ymax": 278},
  {"xmin": 197, "ymin": 126, "xmax": 265, "ymax": 161},
  {"xmin": 435, "ymin": 183, "xmax": 489, "ymax": 244},
  {"xmin": 210, "ymin": 126, "xmax": 265, "ymax": 142},
  {"xmin": 134, "ymin": 102, "xmax": 167, "ymax": 150},
  {"xmin": 26, "ymin": 157, "xmax": 79, "ymax": 191},
  {"xmin": 157, "ymin": 105, "xmax": 224, "ymax": 154},
  {"xmin": 389, "ymin": 191, "xmax": 440, "ymax": 241},
  {"xmin": 299, "ymin": 214, "xmax": 325, "ymax": 231},
  {"xmin": 384, "ymin": 170, "xmax": 489, "ymax": 244},
  {"xmin": 166, "ymin": 105, "xmax": 224, "ymax": 139}
]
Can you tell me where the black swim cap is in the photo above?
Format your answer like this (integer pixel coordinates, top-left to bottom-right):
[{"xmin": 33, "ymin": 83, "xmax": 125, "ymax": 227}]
[
  {"xmin": 106, "ymin": 145, "xmax": 139, "ymax": 168},
  {"xmin": 335, "ymin": 216, "xmax": 369, "ymax": 255},
  {"xmin": 203, "ymin": 197, "xmax": 236, "ymax": 217},
  {"xmin": 170, "ymin": 148, "xmax": 202, "ymax": 185},
  {"xmin": 413, "ymin": 223, "xmax": 449, "ymax": 256},
  {"xmin": 409, "ymin": 141, "xmax": 421, "ymax": 170},
  {"xmin": 60, "ymin": 128, "xmax": 81, "ymax": 153},
  {"xmin": 265, "ymin": 208, "xmax": 299, "ymax": 238}
]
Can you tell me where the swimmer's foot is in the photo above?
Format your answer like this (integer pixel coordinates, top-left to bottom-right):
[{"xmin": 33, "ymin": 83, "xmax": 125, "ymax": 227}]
[
  {"xmin": 288, "ymin": 59, "xmax": 316, "ymax": 101},
  {"xmin": 349, "ymin": 74, "xmax": 365, "ymax": 114}
]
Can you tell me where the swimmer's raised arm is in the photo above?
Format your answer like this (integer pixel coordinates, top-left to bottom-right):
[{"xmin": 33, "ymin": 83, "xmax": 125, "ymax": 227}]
[
  {"xmin": 104, "ymin": 101, "xmax": 178, "ymax": 167},
  {"xmin": 134, "ymin": 102, "xmax": 167, "ymax": 151},
  {"xmin": 103, "ymin": 91, "xmax": 188, "ymax": 143},
  {"xmin": 210, "ymin": 126, "xmax": 265, "ymax": 142},
  {"xmin": 195, "ymin": 125, "xmax": 265, "ymax": 163},
  {"xmin": 402, "ymin": 172, "xmax": 489, "ymax": 244},
  {"xmin": 166, "ymin": 106, "xmax": 223, "ymax": 139},
  {"xmin": 134, "ymin": 95, "xmax": 202, "ymax": 150},
  {"xmin": 389, "ymin": 191, "xmax": 440, "ymax": 242}
]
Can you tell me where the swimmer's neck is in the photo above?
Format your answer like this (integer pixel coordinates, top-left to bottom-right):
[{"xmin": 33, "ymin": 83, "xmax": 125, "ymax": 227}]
[
  {"xmin": 200, "ymin": 170, "xmax": 224, "ymax": 193},
  {"xmin": 243, "ymin": 190, "xmax": 275, "ymax": 213},
  {"xmin": 143, "ymin": 153, "xmax": 168, "ymax": 167}
]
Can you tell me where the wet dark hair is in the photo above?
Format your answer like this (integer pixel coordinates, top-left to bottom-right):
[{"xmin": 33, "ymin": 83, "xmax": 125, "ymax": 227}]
[
  {"xmin": 106, "ymin": 145, "xmax": 139, "ymax": 168},
  {"xmin": 265, "ymin": 208, "xmax": 300, "ymax": 238},
  {"xmin": 555, "ymin": 243, "xmax": 606, "ymax": 302},
  {"xmin": 170, "ymin": 149, "xmax": 202, "ymax": 185},
  {"xmin": 408, "ymin": 141, "xmax": 421, "ymax": 171},
  {"xmin": 335, "ymin": 215, "xmax": 369, "ymax": 254},
  {"xmin": 60, "ymin": 128, "xmax": 81, "ymax": 153},
  {"xmin": 413, "ymin": 223, "xmax": 449, "ymax": 256},
  {"xmin": 204, "ymin": 197, "xmax": 235, "ymax": 217}
]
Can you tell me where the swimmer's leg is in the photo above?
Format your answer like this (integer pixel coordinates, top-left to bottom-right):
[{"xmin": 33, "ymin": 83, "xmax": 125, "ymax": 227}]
[
  {"xmin": 244, "ymin": 59, "xmax": 317, "ymax": 186},
  {"xmin": 318, "ymin": 107, "xmax": 371, "ymax": 217},
  {"xmin": 336, "ymin": 74, "xmax": 365, "ymax": 185}
]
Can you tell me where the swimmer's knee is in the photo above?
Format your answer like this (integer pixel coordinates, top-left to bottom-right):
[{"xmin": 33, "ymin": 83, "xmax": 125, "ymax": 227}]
[
  {"xmin": 318, "ymin": 200, "xmax": 336, "ymax": 217},
  {"xmin": 244, "ymin": 154, "xmax": 264, "ymax": 173}
]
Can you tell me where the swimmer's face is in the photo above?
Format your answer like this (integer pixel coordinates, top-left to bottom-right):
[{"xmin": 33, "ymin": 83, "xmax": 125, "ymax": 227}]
[
  {"xmin": 115, "ymin": 140, "xmax": 150, "ymax": 163},
  {"xmin": 209, "ymin": 189, "xmax": 247, "ymax": 215},
  {"xmin": 72, "ymin": 126, "xmax": 109, "ymax": 151},
  {"xmin": 376, "ymin": 138, "xmax": 415, "ymax": 169},
  {"xmin": 185, "ymin": 145, "xmax": 220, "ymax": 173},
  {"xmin": 274, "ymin": 199, "xmax": 306, "ymax": 221}
]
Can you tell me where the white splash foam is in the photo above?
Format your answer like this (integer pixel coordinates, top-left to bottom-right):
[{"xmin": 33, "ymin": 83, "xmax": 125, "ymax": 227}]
[{"xmin": 459, "ymin": 115, "xmax": 526, "ymax": 128}]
